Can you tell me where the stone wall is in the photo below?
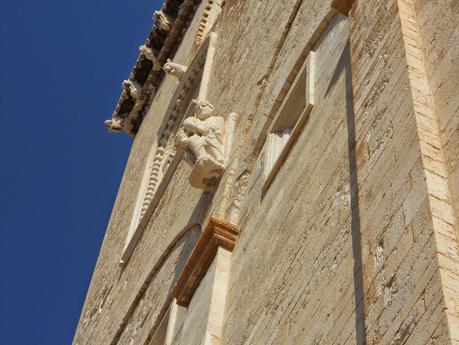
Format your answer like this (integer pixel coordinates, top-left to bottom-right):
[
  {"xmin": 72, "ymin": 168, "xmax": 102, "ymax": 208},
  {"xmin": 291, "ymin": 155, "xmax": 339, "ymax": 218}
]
[
  {"xmin": 415, "ymin": 0, "xmax": 459, "ymax": 239},
  {"xmin": 73, "ymin": 1, "xmax": 212, "ymax": 343},
  {"xmin": 74, "ymin": 0, "xmax": 459, "ymax": 344}
]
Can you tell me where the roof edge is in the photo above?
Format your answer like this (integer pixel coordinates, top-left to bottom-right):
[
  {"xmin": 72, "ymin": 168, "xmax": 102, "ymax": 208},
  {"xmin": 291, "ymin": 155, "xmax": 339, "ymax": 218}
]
[{"xmin": 105, "ymin": 0, "xmax": 202, "ymax": 136}]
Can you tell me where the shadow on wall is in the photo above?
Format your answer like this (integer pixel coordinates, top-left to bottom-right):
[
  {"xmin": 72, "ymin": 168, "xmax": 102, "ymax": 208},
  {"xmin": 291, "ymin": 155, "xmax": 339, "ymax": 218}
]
[
  {"xmin": 344, "ymin": 40, "xmax": 367, "ymax": 345},
  {"xmin": 326, "ymin": 39, "xmax": 367, "ymax": 345},
  {"xmin": 170, "ymin": 191, "xmax": 214, "ymax": 293},
  {"xmin": 142, "ymin": 192, "xmax": 213, "ymax": 344}
]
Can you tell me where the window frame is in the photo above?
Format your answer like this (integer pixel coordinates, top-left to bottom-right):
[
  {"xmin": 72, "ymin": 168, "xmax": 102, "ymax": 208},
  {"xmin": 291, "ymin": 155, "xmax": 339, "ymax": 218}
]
[{"xmin": 262, "ymin": 51, "xmax": 316, "ymax": 192}]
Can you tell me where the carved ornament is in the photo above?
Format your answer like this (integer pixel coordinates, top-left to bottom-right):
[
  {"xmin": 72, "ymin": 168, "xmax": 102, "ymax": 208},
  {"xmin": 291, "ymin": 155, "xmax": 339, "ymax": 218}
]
[
  {"xmin": 153, "ymin": 10, "xmax": 173, "ymax": 32},
  {"xmin": 139, "ymin": 45, "xmax": 162, "ymax": 71},
  {"xmin": 175, "ymin": 100, "xmax": 227, "ymax": 190},
  {"xmin": 122, "ymin": 79, "xmax": 142, "ymax": 99},
  {"xmin": 163, "ymin": 59, "xmax": 188, "ymax": 80},
  {"xmin": 104, "ymin": 116, "xmax": 124, "ymax": 132}
]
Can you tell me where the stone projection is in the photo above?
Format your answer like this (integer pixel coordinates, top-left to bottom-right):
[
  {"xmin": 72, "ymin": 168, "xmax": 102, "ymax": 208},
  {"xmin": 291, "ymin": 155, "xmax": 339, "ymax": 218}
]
[{"xmin": 175, "ymin": 100, "xmax": 226, "ymax": 190}]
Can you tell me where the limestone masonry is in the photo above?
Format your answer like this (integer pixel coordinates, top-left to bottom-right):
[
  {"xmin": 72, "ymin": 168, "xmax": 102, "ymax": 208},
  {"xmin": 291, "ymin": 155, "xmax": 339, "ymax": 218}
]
[{"xmin": 74, "ymin": 0, "xmax": 459, "ymax": 344}]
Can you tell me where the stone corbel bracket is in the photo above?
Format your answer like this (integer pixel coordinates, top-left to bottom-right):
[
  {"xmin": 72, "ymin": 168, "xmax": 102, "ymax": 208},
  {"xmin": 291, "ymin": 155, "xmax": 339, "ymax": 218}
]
[
  {"xmin": 139, "ymin": 45, "xmax": 162, "ymax": 71},
  {"xmin": 171, "ymin": 217, "xmax": 239, "ymax": 307},
  {"xmin": 163, "ymin": 59, "xmax": 188, "ymax": 80},
  {"xmin": 122, "ymin": 79, "xmax": 142, "ymax": 99}
]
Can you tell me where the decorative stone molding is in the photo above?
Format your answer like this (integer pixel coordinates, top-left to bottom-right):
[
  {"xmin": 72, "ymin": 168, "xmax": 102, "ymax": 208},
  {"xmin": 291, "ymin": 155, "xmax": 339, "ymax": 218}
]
[
  {"xmin": 195, "ymin": 0, "xmax": 224, "ymax": 47},
  {"xmin": 135, "ymin": 77, "xmax": 202, "ymax": 223},
  {"xmin": 171, "ymin": 217, "xmax": 239, "ymax": 307},
  {"xmin": 163, "ymin": 59, "xmax": 188, "ymax": 80},
  {"xmin": 138, "ymin": 133, "xmax": 177, "ymax": 220}
]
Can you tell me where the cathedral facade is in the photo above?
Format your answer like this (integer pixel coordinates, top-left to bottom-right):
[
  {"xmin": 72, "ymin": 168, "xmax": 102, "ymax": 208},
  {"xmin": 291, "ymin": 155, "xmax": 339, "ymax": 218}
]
[{"xmin": 74, "ymin": 0, "xmax": 459, "ymax": 344}]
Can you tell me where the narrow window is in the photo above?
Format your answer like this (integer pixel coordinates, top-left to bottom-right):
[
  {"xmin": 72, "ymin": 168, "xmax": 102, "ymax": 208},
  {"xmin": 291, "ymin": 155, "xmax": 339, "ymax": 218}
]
[{"xmin": 263, "ymin": 52, "xmax": 315, "ymax": 191}]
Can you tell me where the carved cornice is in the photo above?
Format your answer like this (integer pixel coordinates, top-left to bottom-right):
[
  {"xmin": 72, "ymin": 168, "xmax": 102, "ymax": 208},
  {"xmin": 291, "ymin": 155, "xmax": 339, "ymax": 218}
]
[
  {"xmin": 195, "ymin": 0, "xmax": 223, "ymax": 47},
  {"xmin": 106, "ymin": 0, "xmax": 202, "ymax": 136},
  {"xmin": 171, "ymin": 217, "xmax": 238, "ymax": 307}
]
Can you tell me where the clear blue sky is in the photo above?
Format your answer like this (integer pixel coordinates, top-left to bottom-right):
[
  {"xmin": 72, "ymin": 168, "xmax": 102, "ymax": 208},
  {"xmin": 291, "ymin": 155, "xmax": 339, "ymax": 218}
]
[{"xmin": 0, "ymin": 0, "xmax": 162, "ymax": 343}]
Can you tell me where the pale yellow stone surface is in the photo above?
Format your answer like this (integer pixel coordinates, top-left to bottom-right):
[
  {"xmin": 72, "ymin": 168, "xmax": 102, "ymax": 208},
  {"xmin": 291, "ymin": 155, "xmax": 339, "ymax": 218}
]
[
  {"xmin": 73, "ymin": 1, "xmax": 459, "ymax": 344},
  {"xmin": 173, "ymin": 247, "xmax": 231, "ymax": 345}
]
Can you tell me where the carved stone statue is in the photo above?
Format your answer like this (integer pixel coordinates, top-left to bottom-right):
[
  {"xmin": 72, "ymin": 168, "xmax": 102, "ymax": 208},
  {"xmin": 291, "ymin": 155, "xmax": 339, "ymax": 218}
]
[
  {"xmin": 175, "ymin": 100, "xmax": 225, "ymax": 190},
  {"xmin": 163, "ymin": 59, "xmax": 187, "ymax": 80},
  {"xmin": 153, "ymin": 10, "xmax": 172, "ymax": 32},
  {"xmin": 139, "ymin": 45, "xmax": 161, "ymax": 71},
  {"xmin": 122, "ymin": 79, "xmax": 142, "ymax": 98},
  {"xmin": 104, "ymin": 116, "xmax": 124, "ymax": 132}
]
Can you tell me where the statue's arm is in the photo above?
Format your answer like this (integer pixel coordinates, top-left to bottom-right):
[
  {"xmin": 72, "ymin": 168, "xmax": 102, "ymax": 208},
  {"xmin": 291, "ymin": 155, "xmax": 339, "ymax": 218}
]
[
  {"xmin": 183, "ymin": 118, "xmax": 209, "ymax": 136},
  {"xmin": 208, "ymin": 117, "xmax": 225, "ymax": 134}
]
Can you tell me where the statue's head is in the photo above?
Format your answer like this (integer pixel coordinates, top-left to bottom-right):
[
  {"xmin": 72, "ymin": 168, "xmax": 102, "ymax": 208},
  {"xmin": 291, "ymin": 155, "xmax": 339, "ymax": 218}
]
[{"xmin": 193, "ymin": 100, "xmax": 215, "ymax": 119}]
